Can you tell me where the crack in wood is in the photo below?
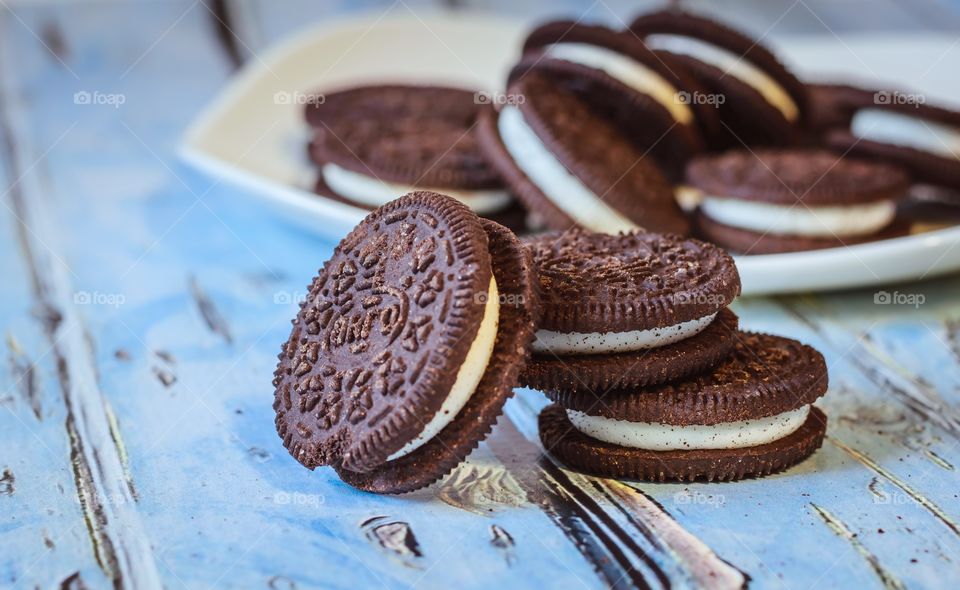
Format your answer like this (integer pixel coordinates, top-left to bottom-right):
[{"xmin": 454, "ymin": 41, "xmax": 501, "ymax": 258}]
[
  {"xmin": 489, "ymin": 523, "xmax": 514, "ymax": 549},
  {"xmin": 856, "ymin": 334, "xmax": 960, "ymax": 435},
  {"xmin": 810, "ymin": 503, "xmax": 905, "ymax": 590},
  {"xmin": 67, "ymin": 415, "xmax": 121, "ymax": 583},
  {"xmin": 0, "ymin": 467, "xmax": 14, "ymax": 495},
  {"xmin": 40, "ymin": 21, "xmax": 69, "ymax": 61},
  {"xmin": 360, "ymin": 515, "xmax": 424, "ymax": 568},
  {"xmin": 105, "ymin": 401, "xmax": 139, "ymax": 501},
  {"xmin": 601, "ymin": 480, "xmax": 748, "ymax": 590},
  {"xmin": 868, "ymin": 477, "xmax": 885, "ymax": 500},
  {"xmin": 267, "ymin": 575, "xmax": 297, "ymax": 590},
  {"xmin": 189, "ymin": 275, "xmax": 233, "ymax": 345},
  {"xmin": 208, "ymin": 0, "xmax": 244, "ymax": 69},
  {"xmin": 59, "ymin": 571, "xmax": 88, "ymax": 590},
  {"xmin": 829, "ymin": 436, "xmax": 960, "ymax": 538},
  {"xmin": 6, "ymin": 333, "xmax": 41, "ymax": 420},
  {"xmin": 487, "ymin": 415, "xmax": 675, "ymax": 590},
  {"xmin": 489, "ymin": 524, "xmax": 516, "ymax": 566},
  {"xmin": 151, "ymin": 365, "xmax": 177, "ymax": 388},
  {"xmin": 154, "ymin": 350, "xmax": 175, "ymax": 364},
  {"xmin": 945, "ymin": 318, "xmax": 960, "ymax": 364},
  {"xmin": 922, "ymin": 449, "xmax": 954, "ymax": 471},
  {"xmin": 780, "ymin": 300, "xmax": 960, "ymax": 437}
]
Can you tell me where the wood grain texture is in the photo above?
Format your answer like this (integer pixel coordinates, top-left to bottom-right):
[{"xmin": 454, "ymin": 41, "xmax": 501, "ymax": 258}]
[{"xmin": 1, "ymin": 0, "xmax": 960, "ymax": 589}]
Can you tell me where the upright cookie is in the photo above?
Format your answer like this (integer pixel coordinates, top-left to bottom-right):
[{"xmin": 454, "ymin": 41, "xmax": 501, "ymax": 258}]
[
  {"xmin": 511, "ymin": 20, "xmax": 716, "ymax": 180},
  {"xmin": 273, "ymin": 192, "xmax": 539, "ymax": 493},
  {"xmin": 630, "ymin": 10, "xmax": 808, "ymax": 148},
  {"xmin": 687, "ymin": 149, "xmax": 911, "ymax": 254},
  {"xmin": 520, "ymin": 229, "xmax": 740, "ymax": 392},
  {"xmin": 540, "ymin": 332, "xmax": 829, "ymax": 482},
  {"xmin": 477, "ymin": 71, "xmax": 690, "ymax": 235},
  {"xmin": 305, "ymin": 85, "xmax": 522, "ymax": 223},
  {"xmin": 824, "ymin": 86, "xmax": 960, "ymax": 192}
]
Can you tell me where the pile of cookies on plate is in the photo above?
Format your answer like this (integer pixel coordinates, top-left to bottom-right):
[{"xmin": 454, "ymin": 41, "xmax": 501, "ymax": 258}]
[
  {"xmin": 304, "ymin": 9, "xmax": 960, "ymax": 255},
  {"xmin": 270, "ymin": 8, "xmax": 960, "ymax": 493}
]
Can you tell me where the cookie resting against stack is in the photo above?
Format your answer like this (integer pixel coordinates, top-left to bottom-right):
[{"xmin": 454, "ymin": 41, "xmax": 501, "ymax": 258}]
[{"xmin": 272, "ymin": 192, "xmax": 539, "ymax": 494}]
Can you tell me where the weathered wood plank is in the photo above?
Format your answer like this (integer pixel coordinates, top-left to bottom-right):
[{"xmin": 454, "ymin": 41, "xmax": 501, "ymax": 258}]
[
  {"xmin": 2, "ymin": 3, "xmax": 631, "ymax": 588},
  {"xmin": 3, "ymin": 0, "xmax": 960, "ymax": 589},
  {"xmin": 0, "ymin": 8, "xmax": 166, "ymax": 588}
]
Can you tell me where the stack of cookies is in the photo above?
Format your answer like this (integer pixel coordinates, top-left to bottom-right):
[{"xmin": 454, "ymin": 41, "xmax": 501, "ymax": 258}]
[
  {"xmin": 522, "ymin": 229, "xmax": 829, "ymax": 482},
  {"xmin": 305, "ymin": 85, "xmax": 528, "ymax": 231}
]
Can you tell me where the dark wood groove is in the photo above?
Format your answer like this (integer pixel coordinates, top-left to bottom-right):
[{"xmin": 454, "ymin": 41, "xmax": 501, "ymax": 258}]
[
  {"xmin": 189, "ymin": 274, "xmax": 234, "ymax": 344},
  {"xmin": 487, "ymin": 415, "xmax": 667, "ymax": 590},
  {"xmin": 208, "ymin": 0, "xmax": 244, "ymax": 69}
]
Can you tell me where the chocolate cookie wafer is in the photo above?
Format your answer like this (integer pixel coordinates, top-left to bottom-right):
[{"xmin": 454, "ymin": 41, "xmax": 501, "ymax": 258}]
[
  {"xmin": 803, "ymin": 83, "xmax": 867, "ymax": 139},
  {"xmin": 273, "ymin": 192, "xmax": 539, "ymax": 493},
  {"xmin": 687, "ymin": 149, "xmax": 911, "ymax": 254},
  {"xmin": 630, "ymin": 10, "xmax": 808, "ymax": 148},
  {"xmin": 510, "ymin": 20, "xmax": 717, "ymax": 180},
  {"xmin": 520, "ymin": 229, "xmax": 740, "ymax": 392},
  {"xmin": 540, "ymin": 332, "xmax": 829, "ymax": 482},
  {"xmin": 305, "ymin": 84, "xmax": 522, "ymax": 223},
  {"xmin": 824, "ymin": 86, "xmax": 960, "ymax": 192},
  {"xmin": 477, "ymin": 71, "xmax": 689, "ymax": 235}
]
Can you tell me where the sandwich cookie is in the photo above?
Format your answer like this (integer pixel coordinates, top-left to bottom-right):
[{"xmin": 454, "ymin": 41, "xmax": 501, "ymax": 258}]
[
  {"xmin": 520, "ymin": 229, "xmax": 740, "ymax": 393},
  {"xmin": 630, "ymin": 10, "xmax": 808, "ymax": 148},
  {"xmin": 688, "ymin": 149, "xmax": 911, "ymax": 254},
  {"xmin": 540, "ymin": 332, "xmax": 829, "ymax": 482},
  {"xmin": 273, "ymin": 192, "xmax": 539, "ymax": 494},
  {"xmin": 511, "ymin": 21, "xmax": 717, "ymax": 180},
  {"xmin": 803, "ymin": 83, "xmax": 866, "ymax": 138},
  {"xmin": 477, "ymin": 70, "xmax": 690, "ymax": 235},
  {"xmin": 305, "ymin": 85, "xmax": 527, "ymax": 227},
  {"xmin": 825, "ymin": 87, "xmax": 960, "ymax": 193}
]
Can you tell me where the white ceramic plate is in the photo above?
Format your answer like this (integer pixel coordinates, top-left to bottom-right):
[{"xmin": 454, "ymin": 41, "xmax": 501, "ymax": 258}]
[{"xmin": 179, "ymin": 13, "xmax": 960, "ymax": 295}]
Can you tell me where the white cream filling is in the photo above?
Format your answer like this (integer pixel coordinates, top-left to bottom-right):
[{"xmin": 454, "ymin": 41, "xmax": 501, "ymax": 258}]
[
  {"xmin": 497, "ymin": 105, "xmax": 640, "ymax": 234},
  {"xmin": 544, "ymin": 42, "xmax": 693, "ymax": 125},
  {"xmin": 675, "ymin": 184, "xmax": 704, "ymax": 212},
  {"xmin": 645, "ymin": 34, "xmax": 799, "ymax": 122},
  {"xmin": 567, "ymin": 405, "xmax": 811, "ymax": 451},
  {"xmin": 852, "ymin": 109, "xmax": 960, "ymax": 160},
  {"xmin": 322, "ymin": 163, "xmax": 512, "ymax": 215},
  {"xmin": 532, "ymin": 313, "xmax": 715, "ymax": 355},
  {"xmin": 388, "ymin": 277, "xmax": 500, "ymax": 460},
  {"xmin": 701, "ymin": 196, "xmax": 896, "ymax": 237}
]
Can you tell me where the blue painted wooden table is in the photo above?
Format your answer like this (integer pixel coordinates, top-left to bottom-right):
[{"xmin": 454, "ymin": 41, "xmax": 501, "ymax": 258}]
[{"xmin": 2, "ymin": 1, "xmax": 960, "ymax": 589}]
